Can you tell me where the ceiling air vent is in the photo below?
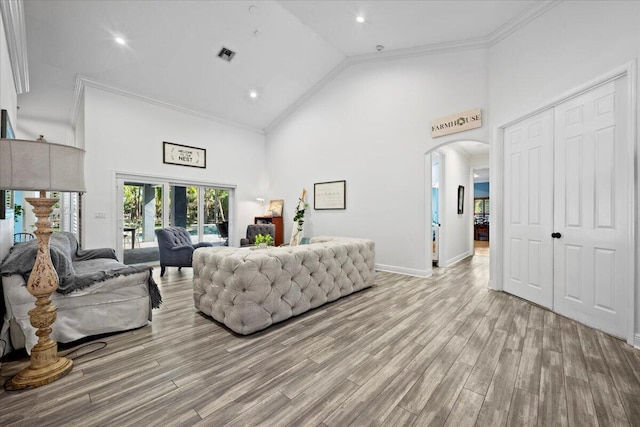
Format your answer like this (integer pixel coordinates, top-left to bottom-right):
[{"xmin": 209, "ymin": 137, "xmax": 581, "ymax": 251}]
[{"xmin": 217, "ymin": 47, "xmax": 236, "ymax": 62}]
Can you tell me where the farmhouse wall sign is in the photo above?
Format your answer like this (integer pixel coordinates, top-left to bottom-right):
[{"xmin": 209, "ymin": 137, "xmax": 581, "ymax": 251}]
[{"xmin": 431, "ymin": 108, "xmax": 482, "ymax": 138}]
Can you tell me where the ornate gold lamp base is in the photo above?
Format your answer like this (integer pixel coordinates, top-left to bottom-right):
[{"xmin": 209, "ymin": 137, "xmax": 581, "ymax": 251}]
[{"xmin": 5, "ymin": 195, "xmax": 73, "ymax": 390}]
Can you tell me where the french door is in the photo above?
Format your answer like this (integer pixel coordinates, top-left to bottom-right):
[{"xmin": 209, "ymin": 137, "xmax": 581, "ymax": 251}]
[
  {"xmin": 503, "ymin": 110, "xmax": 554, "ymax": 308},
  {"xmin": 116, "ymin": 175, "xmax": 233, "ymax": 263},
  {"xmin": 503, "ymin": 79, "xmax": 630, "ymax": 338}
]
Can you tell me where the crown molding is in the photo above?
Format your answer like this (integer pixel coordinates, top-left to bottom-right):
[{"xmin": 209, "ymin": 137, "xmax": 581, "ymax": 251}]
[
  {"xmin": 67, "ymin": 1, "xmax": 562, "ymax": 138},
  {"xmin": 266, "ymin": 37, "xmax": 488, "ymax": 134},
  {"xmin": 487, "ymin": 0, "xmax": 562, "ymax": 46},
  {"xmin": 349, "ymin": 37, "xmax": 489, "ymax": 66},
  {"xmin": 266, "ymin": 1, "xmax": 561, "ymax": 134},
  {"xmin": 71, "ymin": 76, "xmax": 265, "ymax": 135},
  {"xmin": 265, "ymin": 58, "xmax": 350, "ymax": 134},
  {"xmin": 0, "ymin": 0, "xmax": 29, "ymax": 94}
]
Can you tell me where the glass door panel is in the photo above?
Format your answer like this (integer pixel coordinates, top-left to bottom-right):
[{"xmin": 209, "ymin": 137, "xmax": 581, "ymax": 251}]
[
  {"xmin": 169, "ymin": 185, "xmax": 199, "ymax": 243},
  {"xmin": 203, "ymin": 188, "xmax": 229, "ymax": 243},
  {"xmin": 122, "ymin": 182, "xmax": 162, "ymax": 265},
  {"xmin": 118, "ymin": 176, "xmax": 233, "ymax": 264}
]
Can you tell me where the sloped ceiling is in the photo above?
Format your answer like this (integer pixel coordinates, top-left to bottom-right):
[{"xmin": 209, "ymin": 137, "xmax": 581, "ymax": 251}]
[{"xmin": 14, "ymin": 0, "xmax": 548, "ymax": 143}]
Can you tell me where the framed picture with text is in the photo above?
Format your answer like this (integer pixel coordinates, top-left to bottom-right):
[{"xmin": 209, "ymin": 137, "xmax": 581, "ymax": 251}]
[
  {"xmin": 163, "ymin": 141, "xmax": 206, "ymax": 168},
  {"xmin": 314, "ymin": 180, "xmax": 346, "ymax": 210}
]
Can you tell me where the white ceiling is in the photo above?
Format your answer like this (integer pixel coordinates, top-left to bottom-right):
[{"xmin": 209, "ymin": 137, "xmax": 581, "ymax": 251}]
[
  {"xmin": 474, "ymin": 168, "xmax": 490, "ymax": 183},
  {"xmin": 16, "ymin": 0, "xmax": 545, "ymax": 144},
  {"xmin": 454, "ymin": 140, "xmax": 490, "ymax": 158},
  {"xmin": 279, "ymin": 1, "xmax": 539, "ymax": 56}
]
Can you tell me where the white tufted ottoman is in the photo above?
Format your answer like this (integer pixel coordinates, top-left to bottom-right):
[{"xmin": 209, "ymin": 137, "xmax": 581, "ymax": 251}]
[{"xmin": 192, "ymin": 237, "xmax": 375, "ymax": 334}]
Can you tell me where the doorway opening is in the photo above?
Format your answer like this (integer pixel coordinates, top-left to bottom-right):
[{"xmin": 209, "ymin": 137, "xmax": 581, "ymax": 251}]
[
  {"xmin": 426, "ymin": 140, "xmax": 490, "ymax": 273},
  {"xmin": 473, "ymin": 167, "xmax": 490, "ymax": 257}
]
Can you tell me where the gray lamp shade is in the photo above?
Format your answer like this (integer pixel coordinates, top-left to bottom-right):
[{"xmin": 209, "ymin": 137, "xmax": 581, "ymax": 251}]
[{"xmin": 0, "ymin": 138, "xmax": 86, "ymax": 192}]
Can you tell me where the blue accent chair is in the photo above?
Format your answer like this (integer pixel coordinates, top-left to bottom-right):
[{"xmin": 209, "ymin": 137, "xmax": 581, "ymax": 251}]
[{"xmin": 155, "ymin": 227, "xmax": 213, "ymax": 277}]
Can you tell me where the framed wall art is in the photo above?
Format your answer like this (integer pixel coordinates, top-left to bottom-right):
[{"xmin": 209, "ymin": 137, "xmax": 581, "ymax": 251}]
[
  {"xmin": 267, "ymin": 199, "xmax": 284, "ymax": 217},
  {"xmin": 457, "ymin": 185, "xmax": 465, "ymax": 214},
  {"xmin": 163, "ymin": 141, "xmax": 206, "ymax": 168},
  {"xmin": 314, "ymin": 180, "xmax": 346, "ymax": 210}
]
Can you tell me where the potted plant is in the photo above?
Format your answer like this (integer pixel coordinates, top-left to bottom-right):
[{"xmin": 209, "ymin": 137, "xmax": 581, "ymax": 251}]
[
  {"xmin": 254, "ymin": 233, "xmax": 273, "ymax": 248},
  {"xmin": 13, "ymin": 204, "xmax": 22, "ymax": 222}
]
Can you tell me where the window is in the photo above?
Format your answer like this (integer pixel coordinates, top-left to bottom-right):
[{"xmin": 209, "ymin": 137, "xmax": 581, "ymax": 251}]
[{"xmin": 474, "ymin": 197, "xmax": 489, "ymax": 216}]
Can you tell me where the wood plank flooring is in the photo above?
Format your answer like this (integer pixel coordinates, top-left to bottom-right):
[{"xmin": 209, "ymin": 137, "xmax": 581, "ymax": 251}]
[{"xmin": 1, "ymin": 255, "xmax": 640, "ymax": 426}]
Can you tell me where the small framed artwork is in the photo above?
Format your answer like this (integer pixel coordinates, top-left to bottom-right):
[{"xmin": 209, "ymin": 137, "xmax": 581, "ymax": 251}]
[
  {"xmin": 163, "ymin": 141, "xmax": 206, "ymax": 168},
  {"xmin": 457, "ymin": 185, "xmax": 465, "ymax": 214},
  {"xmin": 314, "ymin": 180, "xmax": 346, "ymax": 210},
  {"xmin": 267, "ymin": 199, "xmax": 284, "ymax": 217}
]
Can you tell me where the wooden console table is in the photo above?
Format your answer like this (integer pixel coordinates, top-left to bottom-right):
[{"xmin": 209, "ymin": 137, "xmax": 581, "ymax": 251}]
[
  {"xmin": 474, "ymin": 224, "xmax": 489, "ymax": 241},
  {"xmin": 254, "ymin": 216, "xmax": 284, "ymax": 246}
]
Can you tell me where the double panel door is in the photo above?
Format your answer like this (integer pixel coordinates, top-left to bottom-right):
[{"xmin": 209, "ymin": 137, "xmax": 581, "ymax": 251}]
[{"xmin": 504, "ymin": 79, "xmax": 629, "ymax": 338}]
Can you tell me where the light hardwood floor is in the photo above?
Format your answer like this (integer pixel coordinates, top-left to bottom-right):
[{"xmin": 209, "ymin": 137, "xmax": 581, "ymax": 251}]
[
  {"xmin": 474, "ymin": 240, "xmax": 489, "ymax": 257},
  {"xmin": 1, "ymin": 255, "xmax": 640, "ymax": 426}
]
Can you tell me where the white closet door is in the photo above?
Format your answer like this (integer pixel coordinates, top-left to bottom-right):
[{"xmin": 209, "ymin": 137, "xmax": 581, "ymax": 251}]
[
  {"xmin": 553, "ymin": 80, "xmax": 628, "ymax": 338},
  {"xmin": 503, "ymin": 110, "xmax": 554, "ymax": 309}
]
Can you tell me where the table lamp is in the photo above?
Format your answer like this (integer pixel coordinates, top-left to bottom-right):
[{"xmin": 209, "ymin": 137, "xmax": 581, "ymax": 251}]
[{"xmin": 0, "ymin": 136, "xmax": 86, "ymax": 390}]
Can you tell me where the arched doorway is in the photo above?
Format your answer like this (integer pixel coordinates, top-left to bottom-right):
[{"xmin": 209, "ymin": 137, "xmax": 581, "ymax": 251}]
[{"xmin": 425, "ymin": 139, "xmax": 489, "ymax": 274}]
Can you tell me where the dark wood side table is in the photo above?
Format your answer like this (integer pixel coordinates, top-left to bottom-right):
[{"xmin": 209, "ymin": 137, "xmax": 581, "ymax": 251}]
[{"xmin": 474, "ymin": 224, "xmax": 489, "ymax": 241}]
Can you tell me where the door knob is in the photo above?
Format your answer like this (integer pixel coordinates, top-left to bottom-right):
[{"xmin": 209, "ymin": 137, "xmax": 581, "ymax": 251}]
[{"xmin": 551, "ymin": 232, "xmax": 562, "ymax": 238}]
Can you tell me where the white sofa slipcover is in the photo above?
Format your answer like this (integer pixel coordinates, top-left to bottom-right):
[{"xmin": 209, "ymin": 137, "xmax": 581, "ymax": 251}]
[
  {"xmin": 1, "ymin": 232, "xmax": 161, "ymax": 356},
  {"xmin": 193, "ymin": 237, "xmax": 375, "ymax": 335},
  {"xmin": 1, "ymin": 259, "xmax": 153, "ymax": 355}
]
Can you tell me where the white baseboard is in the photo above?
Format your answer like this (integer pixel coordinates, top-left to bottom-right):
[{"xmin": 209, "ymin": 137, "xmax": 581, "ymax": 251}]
[
  {"xmin": 375, "ymin": 263, "xmax": 431, "ymax": 278},
  {"xmin": 446, "ymin": 251, "xmax": 474, "ymax": 267},
  {"xmin": 634, "ymin": 333, "xmax": 640, "ymax": 349}
]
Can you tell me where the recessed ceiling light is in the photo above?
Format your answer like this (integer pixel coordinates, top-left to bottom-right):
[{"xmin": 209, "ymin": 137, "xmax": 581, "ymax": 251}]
[
  {"xmin": 249, "ymin": 91, "xmax": 258, "ymax": 99},
  {"xmin": 356, "ymin": 16, "xmax": 365, "ymax": 23},
  {"xmin": 115, "ymin": 37, "xmax": 126, "ymax": 45}
]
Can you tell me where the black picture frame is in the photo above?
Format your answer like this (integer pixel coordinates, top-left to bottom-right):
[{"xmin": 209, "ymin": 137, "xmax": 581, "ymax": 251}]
[
  {"xmin": 1, "ymin": 109, "xmax": 15, "ymax": 220},
  {"xmin": 457, "ymin": 185, "xmax": 465, "ymax": 215},
  {"xmin": 163, "ymin": 141, "xmax": 206, "ymax": 168},
  {"xmin": 314, "ymin": 180, "xmax": 346, "ymax": 210},
  {"xmin": 1, "ymin": 109, "xmax": 14, "ymax": 138}
]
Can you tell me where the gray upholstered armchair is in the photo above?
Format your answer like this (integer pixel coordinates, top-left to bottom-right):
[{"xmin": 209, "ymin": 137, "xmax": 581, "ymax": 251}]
[
  {"xmin": 155, "ymin": 227, "xmax": 213, "ymax": 276},
  {"xmin": 240, "ymin": 224, "xmax": 276, "ymax": 247}
]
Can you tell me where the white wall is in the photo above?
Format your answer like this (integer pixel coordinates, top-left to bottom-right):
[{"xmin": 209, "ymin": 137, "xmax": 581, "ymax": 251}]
[
  {"xmin": 0, "ymin": 11, "xmax": 18, "ymax": 262},
  {"xmin": 489, "ymin": 1, "xmax": 640, "ymax": 127},
  {"xmin": 488, "ymin": 0, "xmax": 640, "ymax": 341},
  {"xmin": 0, "ymin": 12, "xmax": 16, "ymax": 119},
  {"xmin": 267, "ymin": 49, "xmax": 489, "ymax": 276},
  {"xmin": 82, "ymin": 86, "xmax": 266, "ymax": 250},
  {"xmin": 439, "ymin": 145, "xmax": 473, "ymax": 266}
]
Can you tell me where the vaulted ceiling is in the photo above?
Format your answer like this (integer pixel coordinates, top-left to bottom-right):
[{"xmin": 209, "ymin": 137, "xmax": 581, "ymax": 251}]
[{"xmin": 16, "ymin": 0, "xmax": 551, "ymax": 144}]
